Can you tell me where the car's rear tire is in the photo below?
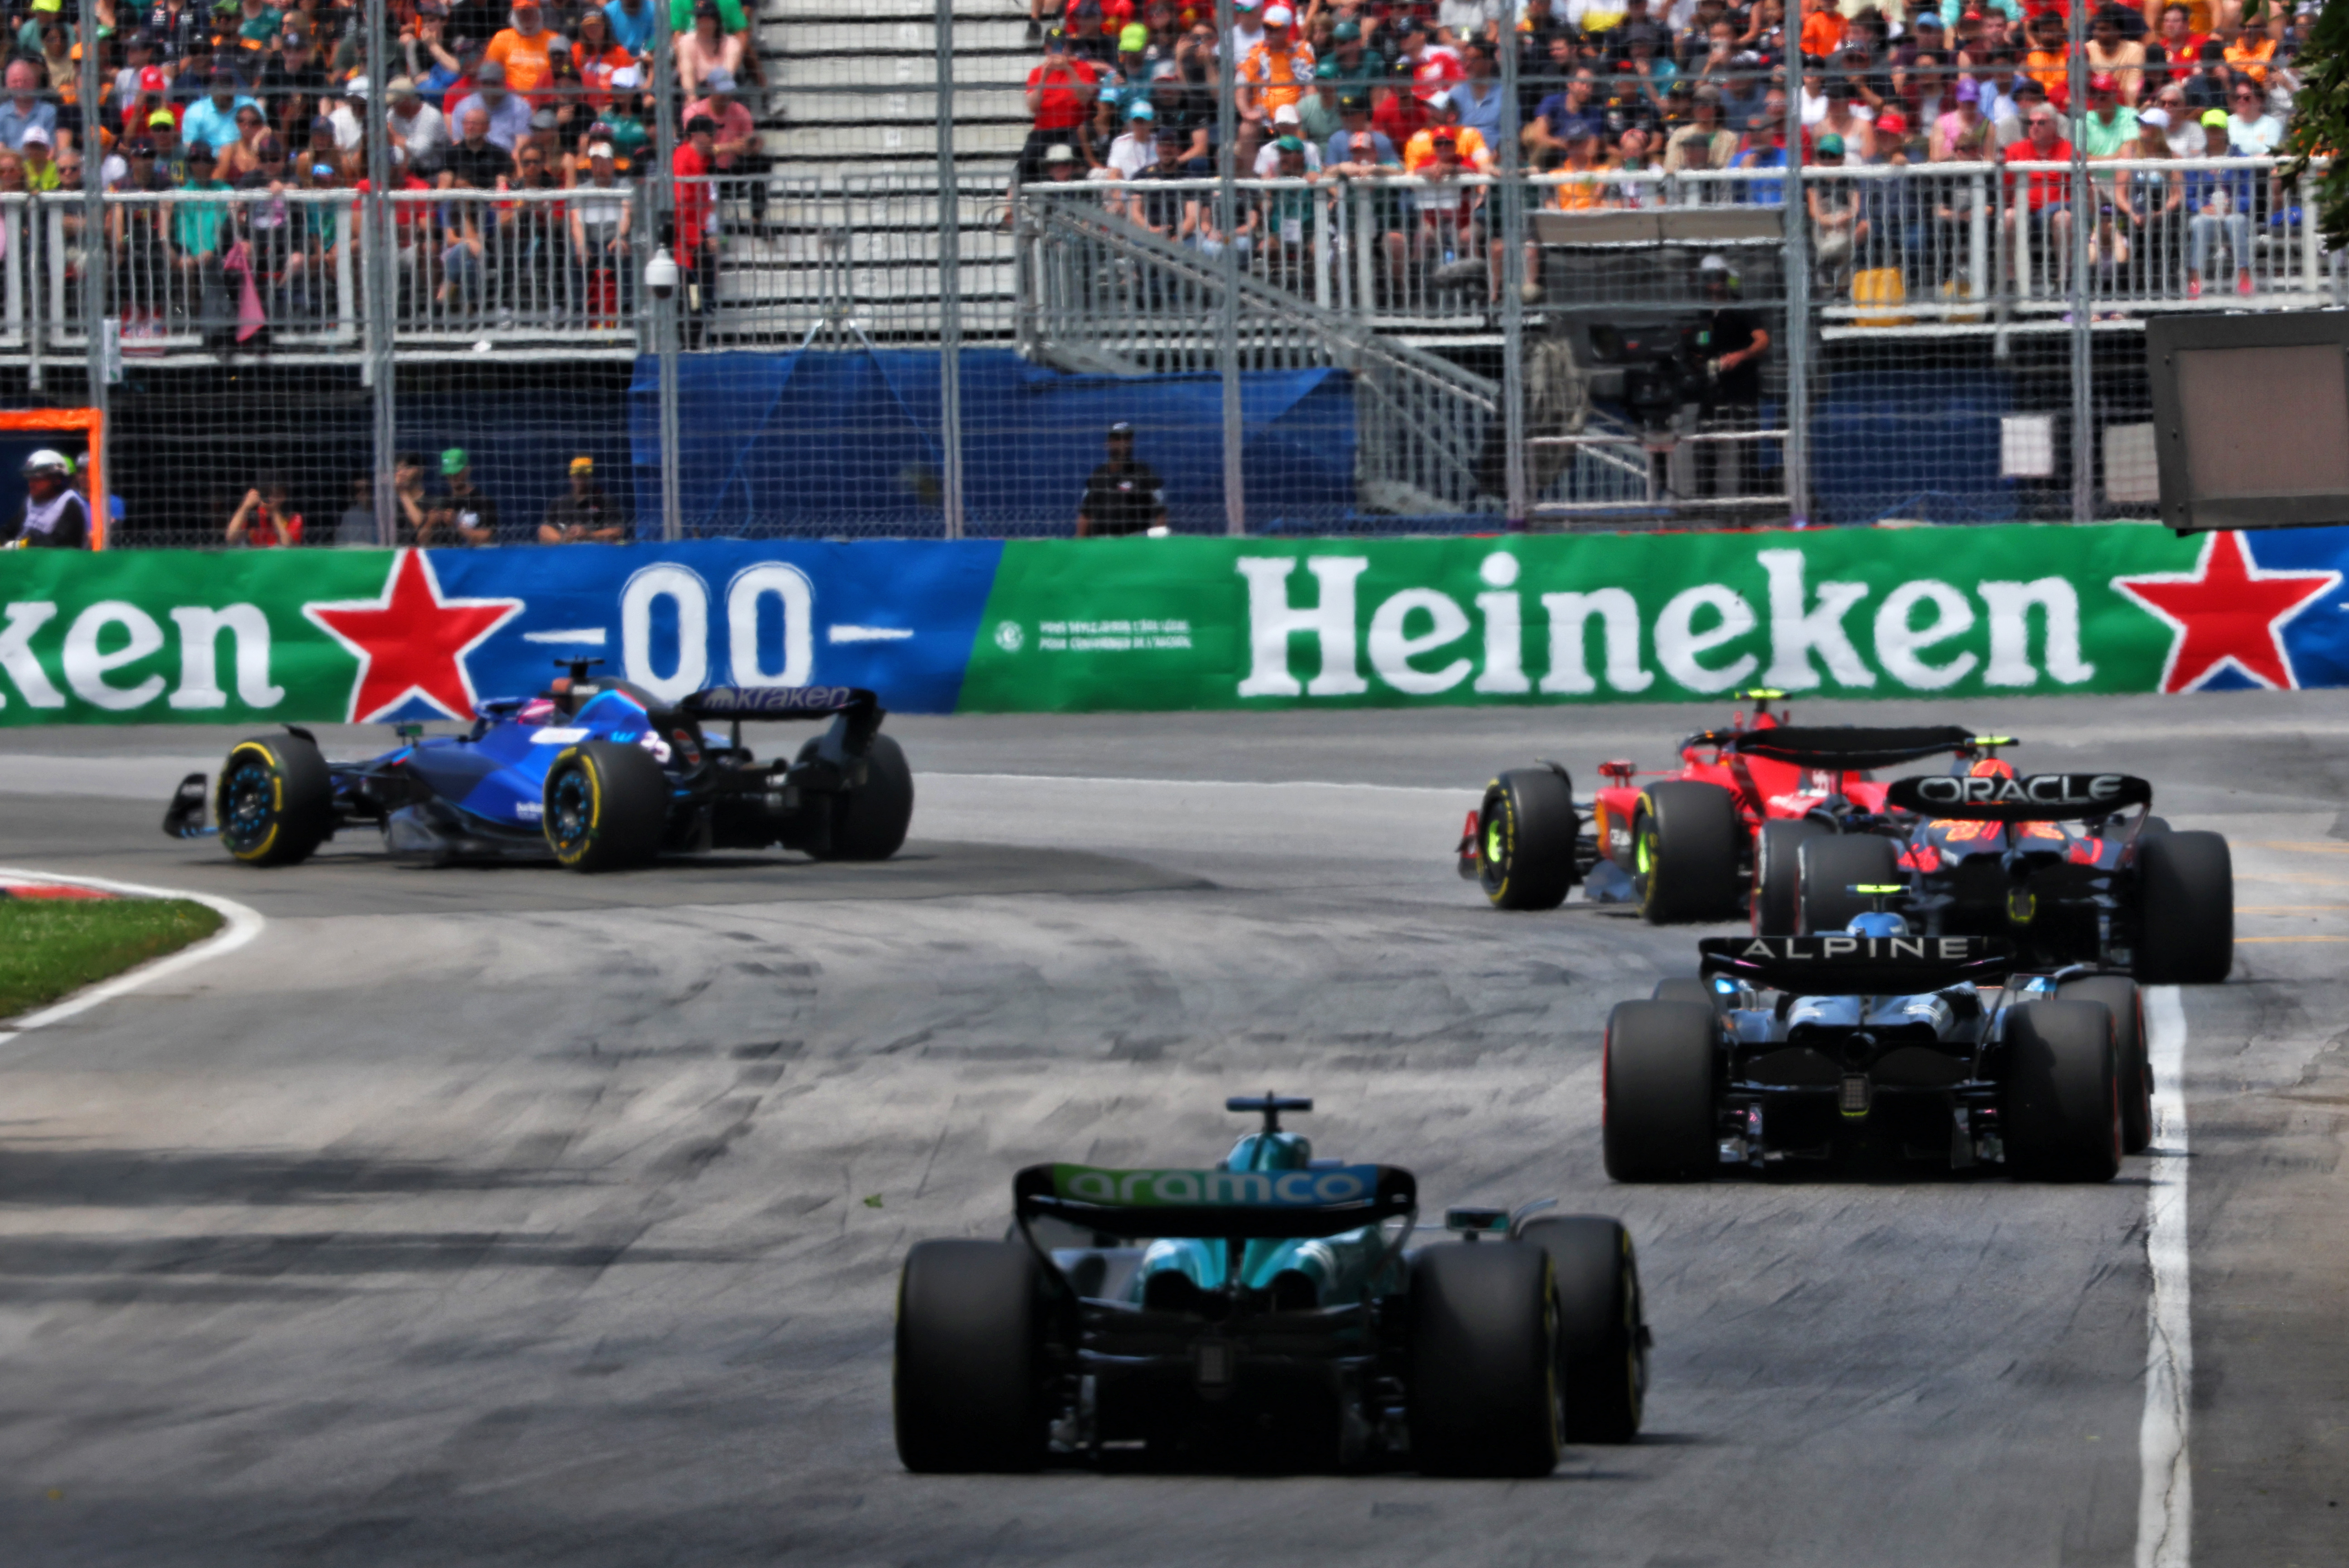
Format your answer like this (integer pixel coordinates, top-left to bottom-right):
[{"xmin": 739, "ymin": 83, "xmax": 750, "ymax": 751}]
[
  {"xmin": 1796, "ymin": 834, "xmax": 1901, "ymax": 935},
  {"xmin": 808, "ymin": 733, "xmax": 915, "ymax": 862},
  {"xmin": 2003, "ymin": 1000, "xmax": 2122, "ymax": 1182},
  {"xmin": 894, "ymin": 1240, "xmax": 1053, "ymax": 1473},
  {"xmin": 1753, "ymin": 819, "xmax": 1830, "ymax": 935},
  {"xmin": 2136, "ymin": 830, "xmax": 2233, "ymax": 984},
  {"xmin": 216, "ymin": 733, "xmax": 334, "ymax": 867},
  {"xmin": 2060, "ymin": 975, "xmax": 2151, "ymax": 1154},
  {"xmin": 1477, "ymin": 766, "xmax": 1578, "ymax": 911},
  {"xmin": 1634, "ymin": 781, "xmax": 1743, "ymax": 924},
  {"xmin": 1408, "ymin": 1242, "xmax": 1561, "ymax": 1478},
  {"xmin": 1650, "ymin": 978, "xmax": 1717, "ymax": 1008},
  {"xmin": 1517, "ymin": 1216, "xmax": 1647, "ymax": 1443},
  {"xmin": 1603, "ymin": 1000, "xmax": 1719, "ymax": 1182},
  {"xmin": 542, "ymin": 739, "xmax": 670, "ymax": 872}
]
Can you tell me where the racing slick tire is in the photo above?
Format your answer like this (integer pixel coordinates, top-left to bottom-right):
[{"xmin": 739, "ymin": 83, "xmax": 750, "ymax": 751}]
[
  {"xmin": 2135, "ymin": 830, "xmax": 2234, "ymax": 985},
  {"xmin": 894, "ymin": 1240, "xmax": 1053, "ymax": 1473},
  {"xmin": 1407, "ymin": 1242, "xmax": 1562, "ymax": 1477},
  {"xmin": 1476, "ymin": 767, "xmax": 1579, "ymax": 911},
  {"xmin": 1650, "ymin": 978, "xmax": 1719, "ymax": 1009},
  {"xmin": 1754, "ymin": 819, "xmax": 1832, "ymax": 936},
  {"xmin": 2002, "ymin": 1000, "xmax": 2123, "ymax": 1183},
  {"xmin": 2059, "ymin": 975, "xmax": 2152, "ymax": 1155},
  {"xmin": 2141, "ymin": 816, "xmax": 2173, "ymax": 838},
  {"xmin": 801, "ymin": 734, "xmax": 916, "ymax": 862},
  {"xmin": 1602, "ymin": 1001, "xmax": 1720, "ymax": 1182},
  {"xmin": 542, "ymin": 739, "xmax": 670, "ymax": 872},
  {"xmin": 1796, "ymin": 833, "xmax": 1901, "ymax": 936},
  {"xmin": 1517, "ymin": 1216, "xmax": 1647, "ymax": 1444},
  {"xmin": 216, "ymin": 733, "xmax": 334, "ymax": 867},
  {"xmin": 1634, "ymin": 781, "xmax": 1744, "ymax": 924}
]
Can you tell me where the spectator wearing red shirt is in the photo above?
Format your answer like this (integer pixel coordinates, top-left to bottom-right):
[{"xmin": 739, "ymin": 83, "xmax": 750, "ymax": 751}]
[
  {"xmin": 2002, "ymin": 104, "xmax": 2073, "ymax": 279},
  {"xmin": 1017, "ymin": 29, "xmax": 1098, "ymax": 190},
  {"xmin": 672, "ymin": 114, "xmax": 718, "ymax": 342},
  {"xmin": 226, "ymin": 477, "xmax": 304, "ymax": 547},
  {"xmin": 683, "ymin": 66, "xmax": 770, "ymax": 226}
]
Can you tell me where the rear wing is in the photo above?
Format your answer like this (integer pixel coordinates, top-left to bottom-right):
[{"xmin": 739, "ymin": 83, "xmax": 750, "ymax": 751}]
[
  {"xmin": 1698, "ymin": 934, "xmax": 2014, "ymax": 995},
  {"xmin": 1886, "ymin": 772, "xmax": 2151, "ymax": 821},
  {"xmin": 1725, "ymin": 725, "xmax": 1982, "ymax": 771},
  {"xmin": 683, "ymin": 685, "xmax": 880, "ymax": 719},
  {"xmin": 1014, "ymin": 1163, "xmax": 1416, "ymax": 1240}
]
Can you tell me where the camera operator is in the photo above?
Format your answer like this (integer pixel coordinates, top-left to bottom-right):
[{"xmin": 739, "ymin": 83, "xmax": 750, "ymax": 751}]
[{"xmin": 1692, "ymin": 253, "xmax": 1770, "ymax": 502}]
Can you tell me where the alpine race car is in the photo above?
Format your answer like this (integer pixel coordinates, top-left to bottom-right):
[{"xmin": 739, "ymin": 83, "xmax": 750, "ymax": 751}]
[
  {"xmin": 893, "ymin": 1094, "xmax": 1650, "ymax": 1476},
  {"xmin": 1604, "ymin": 921, "xmax": 2152, "ymax": 1183},
  {"xmin": 162, "ymin": 661, "xmax": 913, "ymax": 872},
  {"xmin": 1787, "ymin": 769, "xmax": 2232, "ymax": 985},
  {"xmin": 1461, "ymin": 687, "xmax": 2001, "ymax": 928}
]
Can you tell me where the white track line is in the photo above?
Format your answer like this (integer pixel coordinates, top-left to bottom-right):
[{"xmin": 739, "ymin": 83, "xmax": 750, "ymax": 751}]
[
  {"xmin": 923, "ymin": 772, "xmax": 1459, "ymax": 795},
  {"xmin": 2137, "ymin": 985, "xmax": 2192, "ymax": 1568},
  {"xmin": 0, "ymin": 868, "xmax": 265, "ymax": 1045}
]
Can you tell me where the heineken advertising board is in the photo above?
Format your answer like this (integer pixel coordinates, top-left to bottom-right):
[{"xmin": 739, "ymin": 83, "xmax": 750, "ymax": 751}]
[{"xmin": 1, "ymin": 524, "xmax": 2344, "ymax": 725}]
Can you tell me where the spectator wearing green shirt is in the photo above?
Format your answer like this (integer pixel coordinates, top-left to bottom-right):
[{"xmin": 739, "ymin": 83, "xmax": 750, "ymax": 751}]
[
  {"xmin": 236, "ymin": 0, "xmax": 283, "ymax": 45},
  {"xmin": 2078, "ymin": 72, "xmax": 2140, "ymax": 159},
  {"xmin": 174, "ymin": 145, "xmax": 235, "ymax": 341},
  {"xmin": 672, "ymin": 0, "xmax": 747, "ymax": 39},
  {"xmin": 18, "ymin": 125, "xmax": 60, "ymax": 191}
]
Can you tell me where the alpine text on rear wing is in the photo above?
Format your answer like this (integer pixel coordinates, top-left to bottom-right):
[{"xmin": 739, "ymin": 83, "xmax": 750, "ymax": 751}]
[{"xmin": 1697, "ymin": 934, "xmax": 2016, "ymax": 995}]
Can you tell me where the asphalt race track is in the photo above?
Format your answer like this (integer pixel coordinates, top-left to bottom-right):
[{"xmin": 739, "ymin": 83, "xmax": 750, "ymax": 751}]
[{"xmin": 1, "ymin": 693, "xmax": 2345, "ymax": 1567}]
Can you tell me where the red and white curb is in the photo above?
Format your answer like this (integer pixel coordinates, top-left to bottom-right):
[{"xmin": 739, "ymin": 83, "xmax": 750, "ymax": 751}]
[{"xmin": 0, "ymin": 869, "xmax": 265, "ymax": 1045}]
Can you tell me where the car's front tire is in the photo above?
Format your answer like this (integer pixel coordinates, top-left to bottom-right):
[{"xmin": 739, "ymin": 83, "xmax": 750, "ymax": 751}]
[
  {"xmin": 216, "ymin": 733, "xmax": 333, "ymax": 867},
  {"xmin": 1517, "ymin": 1215, "xmax": 1647, "ymax": 1443},
  {"xmin": 894, "ymin": 1240, "xmax": 1052, "ymax": 1473},
  {"xmin": 542, "ymin": 739, "xmax": 669, "ymax": 872},
  {"xmin": 1634, "ymin": 781, "xmax": 1743, "ymax": 924},
  {"xmin": 1477, "ymin": 767, "xmax": 1578, "ymax": 911},
  {"xmin": 1408, "ymin": 1242, "xmax": 1561, "ymax": 1477},
  {"xmin": 1603, "ymin": 1000, "xmax": 1720, "ymax": 1182}
]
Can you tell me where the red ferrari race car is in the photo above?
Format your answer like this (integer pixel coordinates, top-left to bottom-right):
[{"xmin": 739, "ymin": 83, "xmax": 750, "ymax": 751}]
[{"xmin": 1458, "ymin": 690, "xmax": 2002, "ymax": 929}]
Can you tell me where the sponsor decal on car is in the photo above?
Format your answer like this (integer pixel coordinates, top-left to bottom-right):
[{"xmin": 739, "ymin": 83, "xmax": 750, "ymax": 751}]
[
  {"xmin": 689, "ymin": 685, "xmax": 864, "ymax": 715},
  {"xmin": 1050, "ymin": 1163, "xmax": 1383, "ymax": 1207},
  {"xmin": 1910, "ymin": 772, "xmax": 2128, "ymax": 807},
  {"xmin": 530, "ymin": 726, "xmax": 591, "ymax": 744}
]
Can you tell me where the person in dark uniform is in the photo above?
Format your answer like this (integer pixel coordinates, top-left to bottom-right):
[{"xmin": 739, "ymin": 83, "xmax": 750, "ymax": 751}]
[
  {"xmin": 1691, "ymin": 252, "xmax": 1770, "ymax": 503},
  {"xmin": 1076, "ymin": 421, "xmax": 1168, "ymax": 537},
  {"xmin": 1, "ymin": 449, "xmax": 91, "ymax": 548}
]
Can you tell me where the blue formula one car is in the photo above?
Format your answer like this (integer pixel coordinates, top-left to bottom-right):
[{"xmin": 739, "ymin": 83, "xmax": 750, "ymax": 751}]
[
  {"xmin": 893, "ymin": 1095, "xmax": 1650, "ymax": 1476},
  {"xmin": 1604, "ymin": 921, "xmax": 2148, "ymax": 1184},
  {"xmin": 162, "ymin": 661, "xmax": 913, "ymax": 873}
]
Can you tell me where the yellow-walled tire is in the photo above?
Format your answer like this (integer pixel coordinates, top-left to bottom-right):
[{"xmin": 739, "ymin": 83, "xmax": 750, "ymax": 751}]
[
  {"xmin": 541, "ymin": 740, "xmax": 669, "ymax": 872},
  {"xmin": 215, "ymin": 734, "xmax": 333, "ymax": 867},
  {"xmin": 1476, "ymin": 767, "xmax": 1577, "ymax": 911}
]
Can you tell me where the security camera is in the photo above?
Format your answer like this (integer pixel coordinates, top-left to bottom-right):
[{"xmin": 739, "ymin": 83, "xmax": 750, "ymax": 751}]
[{"xmin": 644, "ymin": 245, "xmax": 679, "ymax": 300}]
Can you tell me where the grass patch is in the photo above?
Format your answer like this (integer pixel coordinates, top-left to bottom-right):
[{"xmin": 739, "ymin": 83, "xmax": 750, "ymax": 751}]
[{"xmin": 0, "ymin": 898, "xmax": 225, "ymax": 1021}]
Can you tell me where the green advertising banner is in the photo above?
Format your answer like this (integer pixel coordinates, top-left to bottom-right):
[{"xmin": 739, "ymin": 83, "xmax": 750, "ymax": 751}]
[{"xmin": 959, "ymin": 524, "xmax": 2349, "ymax": 711}]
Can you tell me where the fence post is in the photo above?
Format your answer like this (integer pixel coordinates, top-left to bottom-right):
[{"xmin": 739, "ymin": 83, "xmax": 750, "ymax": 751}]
[
  {"xmin": 366, "ymin": 0, "xmax": 397, "ymax": 545},
  {"xmin": 77, "ymin": 4, "xmax": 107, "ymax": 526},
  {"xmin": 652, "ymin": 0, "xmax": 684, "ymax": 541},
  {"xmin": 934, "ymin": 0, "xmax": 963, "ymax": 539},
  {"xmin": 1499, "ymin": 21, "xmax": 1526, "ymax": 529},
  {"xmin": 2068, "ymin": 0, "xmax": 2092, "ymax": 522},
  {"xmin": 1215, "ymin": 0, "xmax": 1243, "ymax": 536},
  {"xmin": 1783, "ymin": 39, "xmax": 1809, "ymax": 526}
]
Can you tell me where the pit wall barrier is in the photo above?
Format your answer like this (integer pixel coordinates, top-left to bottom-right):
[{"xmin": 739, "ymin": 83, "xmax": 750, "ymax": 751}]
[{"xmin": 1, "ymin": 523, "xmax": 2343, "ymax": 726}]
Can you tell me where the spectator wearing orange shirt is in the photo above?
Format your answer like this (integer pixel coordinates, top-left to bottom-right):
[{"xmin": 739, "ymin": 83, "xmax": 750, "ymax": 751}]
[
  {"xmin": 2220, "ymin": 17, "xmax": 2278, "ymax": 87},
  {"xmin": 1402, "ymin": 90, "xmax": 1493, "ymax": 173},
  {"xmin": 1238, "ymin": 5, "xmax": 1315, "ymax": 130},
  {"xmin": 1798, "ymin": 0, "xmax": 1845, "ymax": 62},
  {"xmin": 487, "ymin": 0, "xmax": 562, "ymax": 100}
]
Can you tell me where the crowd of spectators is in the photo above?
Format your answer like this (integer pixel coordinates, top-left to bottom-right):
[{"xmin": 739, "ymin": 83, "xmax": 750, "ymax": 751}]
[
  {"xmin": 1013, "ymin": 0, "xmax": 2319, "ymax": 308},
  {"xmin": 0, "ymin": 0, "xmax": 762, "ymax": 341}
]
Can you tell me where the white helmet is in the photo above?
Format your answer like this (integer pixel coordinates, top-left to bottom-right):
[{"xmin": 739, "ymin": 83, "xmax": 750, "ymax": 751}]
[{"xmin": 21, "ymin": 448, "xmax": 69, "ymax": 478}]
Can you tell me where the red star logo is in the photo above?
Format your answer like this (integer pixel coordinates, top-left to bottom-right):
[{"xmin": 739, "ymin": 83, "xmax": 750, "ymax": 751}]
[
  {"xmin": 304, "ymin": 550, "xmax": 523, "ymax": 722},
  {"xmin": 2112, "ymin": 532, "xmax": 2339, "ymax": 694}
]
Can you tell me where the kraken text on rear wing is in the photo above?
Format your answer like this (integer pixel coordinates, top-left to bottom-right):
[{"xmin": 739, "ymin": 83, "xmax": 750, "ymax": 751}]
[
  {"xmin": 1886, "ymin": 772, "xmax": 2152, "ymax": 821},
  {"xmin": 1698, "ymin": 934, "xmax": 2015, "ymax": 996},
  {"xmin": 683, "ymin": 685, "xmax": 880, "ymax": 719}
]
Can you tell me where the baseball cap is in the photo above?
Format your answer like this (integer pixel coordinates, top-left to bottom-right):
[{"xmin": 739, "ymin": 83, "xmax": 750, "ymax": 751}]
[
  {"xmin": 1315, "ymin": 58, "xmax": 1340, "ymax": 79},
  {"xmin": 346, "ymin": 75, "xmax": 371, "ymax": 98},
  {"xmin": 1954, "ymin": 75, "xmax": 1980, "ymax": 102},
  {"xmin": 704, "ymin": 66, "xmax": 736, "ymax": 93},
  {"xmin": 2089, "ymin": 71, "xmax": 2117, "ymax": 93},
  {"xmin": 127, "ymin": 137, "xmax": 156, "ymax": 155},
  {"xmin": 1128, "ymin": 98, "xmax": 1154, "ymax": 118},
  {"xmin": 1339, "ymin": 90, "xmax": 1369, "ymax": 111},
  {"xmin": 1332, "ymin": 18, "xmax": 1359, "ymax": 39},
  {"xmin": 1264, "ymin": 3, "xmax": 1293, "ymax": 22},
  {"xmin": 530, "ymin": 106, "xmax": 558, "ymax": 129},
  {"xmin": 2139, "ymin": 107, "xmax": 2170, "ymax": 128},
  {"xmin": 2200, "ymin": 108, "xmax": 2228, "ymax": 127},
  {"xmin": 1271, "ymin": 102, "xmax": 1300, "ymax": 125},
  {"xmin": 1698, "ymin": 253, "xmax": 1729, "ymax": 272},
  {"xmin": 386, "ymin": 75, "xmax": 417, "ymax": 95},
  {"xmin": 1119, "ymin": 21, "xmax": 1148, "ymax": 50},
  {"xmin": 1424, "ymin": 87, "xmax": 1451, "ymax": 112},
  {"xmin": 476, "ymin": 61, "xmax": 507, "ymax": 85},
  {"xmin": 570, "ymin": 455, "xmax": 593, "ymax": 473},
  {"xmin": 1045, "ymin": 141, "xmax": 1077, "ymax": 161},
  {"xmin": 139, "ymin": 65, "xmax": 167, "ymax": 92},
  {"xmin": 19, "ymin": 125, "xmax": 50, "ymax": 147},
  {"xmin": 440, "ymin": 448, "xmax": 468, "ymax": 475},
  {"xmin": 588, "ymin": 140, "xmax": 615, "ymax": 157},
  {"xmin": 188, "ymin": 143, "xmax": 217, "ymax": 162},
  {"xmin": 1816, "ymin": 131, "xmax": 1844, "ymax": 155},
  {"xmin": 1876, "ymin": 109, "xmax": 1909, "ymax": 135},
  {"xmin": 610, "ymin": 64, "xmax": 642, "ymax": 88},
  {"xmin": 1107, "ymin": 420, "xmax": 1134, "ymax": 436},
  {"xmin": 148, "ymin": 109, "xmax": 176, "ymax": 127},
  {"xmin": 310, "ymin": 114, "xmax": 335, "ymax": 136},
  {"xmin": 1273, "ymin": 133, "xmax": 1303, "ymax": 152},
  {"xmin": 685, "ymin": 113, "xmax": 718, "ymax": 135}
]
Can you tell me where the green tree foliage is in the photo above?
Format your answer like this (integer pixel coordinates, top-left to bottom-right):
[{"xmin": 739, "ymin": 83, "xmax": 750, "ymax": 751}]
[{"xmin": 2257, "ymin": 0, "xmax": 2349, "ymax": 247}]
